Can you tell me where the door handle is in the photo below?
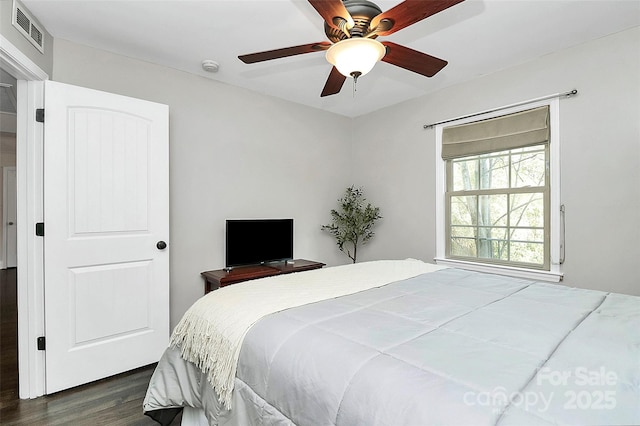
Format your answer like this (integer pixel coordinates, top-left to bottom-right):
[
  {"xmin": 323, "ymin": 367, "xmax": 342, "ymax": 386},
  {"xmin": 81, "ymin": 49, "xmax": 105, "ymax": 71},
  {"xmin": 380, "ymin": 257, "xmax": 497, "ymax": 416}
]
[
  {"xmin": 8, "ymin": 222, "xmax": 14, "ymax": 225},
  {"xmin": 156, "ymin": 241, "xmax": 167, "ymax": 250}
]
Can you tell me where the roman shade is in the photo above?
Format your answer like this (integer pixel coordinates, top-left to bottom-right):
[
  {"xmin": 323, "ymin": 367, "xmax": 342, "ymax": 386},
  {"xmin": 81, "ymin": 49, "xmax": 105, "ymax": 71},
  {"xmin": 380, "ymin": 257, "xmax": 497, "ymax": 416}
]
[{"xmin": 441, "ymin": 106, "xmax": 549, "ymax": 159}]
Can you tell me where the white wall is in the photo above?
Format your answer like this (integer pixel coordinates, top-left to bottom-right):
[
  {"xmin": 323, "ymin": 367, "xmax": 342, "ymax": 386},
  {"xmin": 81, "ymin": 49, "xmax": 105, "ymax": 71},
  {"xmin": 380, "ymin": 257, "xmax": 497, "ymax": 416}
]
[
  {"xmin": 352, "ymin": 27, "xmax": 640, "ymax": 297},
  {"xmin": 52, "ymin": 39, "xmax": 354, "ymax": 327}
]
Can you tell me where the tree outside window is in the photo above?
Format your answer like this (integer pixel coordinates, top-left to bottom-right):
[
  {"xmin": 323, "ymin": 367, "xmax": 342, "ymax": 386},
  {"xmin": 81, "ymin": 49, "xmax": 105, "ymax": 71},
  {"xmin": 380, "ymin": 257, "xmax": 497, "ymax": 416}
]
[{"xmin": 447, "ymin": 144, "xmax": 549, "ymax": 269}]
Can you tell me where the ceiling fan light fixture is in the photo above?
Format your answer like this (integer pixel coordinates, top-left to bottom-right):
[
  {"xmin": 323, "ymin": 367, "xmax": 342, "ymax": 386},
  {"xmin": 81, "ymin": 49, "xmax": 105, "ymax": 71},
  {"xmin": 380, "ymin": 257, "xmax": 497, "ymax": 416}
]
[{"xmin": 326, "ymin": 37, "xmax": 385, "ymax": 78}]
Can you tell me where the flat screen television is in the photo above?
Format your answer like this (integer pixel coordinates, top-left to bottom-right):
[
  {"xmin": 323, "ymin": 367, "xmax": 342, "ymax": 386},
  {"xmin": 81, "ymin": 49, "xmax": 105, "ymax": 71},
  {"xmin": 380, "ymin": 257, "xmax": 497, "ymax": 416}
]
[{"xmin": 225, "ymin": 219, "xmax": 293, "ymax": 268}]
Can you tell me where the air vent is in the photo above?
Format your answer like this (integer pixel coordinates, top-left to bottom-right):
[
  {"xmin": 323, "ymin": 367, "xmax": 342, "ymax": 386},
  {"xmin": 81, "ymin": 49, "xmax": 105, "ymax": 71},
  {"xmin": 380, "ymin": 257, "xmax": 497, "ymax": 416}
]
[
  {"xmin": 12, "ymin": 0, "xmax": 45, "ymax": 53},
  {"xmin": 15, "ymin": 6, "xmax": 30, "ymax": 33},
  {"xmin": 30, "ymin": 25, "xmax": 43, "ymax": 47}
]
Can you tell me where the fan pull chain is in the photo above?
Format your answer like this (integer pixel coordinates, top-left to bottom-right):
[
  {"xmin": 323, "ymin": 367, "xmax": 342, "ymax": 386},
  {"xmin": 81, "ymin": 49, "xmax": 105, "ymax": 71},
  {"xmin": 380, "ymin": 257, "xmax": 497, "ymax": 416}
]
[{"xmin": 350, "ymin": 71, "xmax": 362, "ymax": 98}]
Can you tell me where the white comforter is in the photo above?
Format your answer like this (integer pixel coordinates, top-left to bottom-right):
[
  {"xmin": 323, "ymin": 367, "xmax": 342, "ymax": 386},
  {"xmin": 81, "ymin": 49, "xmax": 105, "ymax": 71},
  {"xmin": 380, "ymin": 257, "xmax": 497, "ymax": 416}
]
[
  {"xmin": 169, "ymin": 259, "xmax": 446, "ymax": 409},
  {"xmin": 145, "ymin": 261, "xmax": 640, "ymax": 425}
]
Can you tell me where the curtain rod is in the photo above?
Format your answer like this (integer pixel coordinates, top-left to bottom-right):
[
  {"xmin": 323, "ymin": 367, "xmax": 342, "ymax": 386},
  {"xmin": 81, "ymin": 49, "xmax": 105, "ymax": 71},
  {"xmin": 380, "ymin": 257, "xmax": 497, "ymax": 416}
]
[{"xmin": 423, "ymin": 89, "xmax": 578, "ymax": 129}]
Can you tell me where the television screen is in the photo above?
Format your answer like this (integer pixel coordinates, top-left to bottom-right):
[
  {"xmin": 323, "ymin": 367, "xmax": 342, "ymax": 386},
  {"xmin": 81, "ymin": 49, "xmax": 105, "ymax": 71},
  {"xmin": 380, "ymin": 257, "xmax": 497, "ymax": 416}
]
[{"xmin": 225, "ymin": 219, "xmax": 293, "ymax": 268}]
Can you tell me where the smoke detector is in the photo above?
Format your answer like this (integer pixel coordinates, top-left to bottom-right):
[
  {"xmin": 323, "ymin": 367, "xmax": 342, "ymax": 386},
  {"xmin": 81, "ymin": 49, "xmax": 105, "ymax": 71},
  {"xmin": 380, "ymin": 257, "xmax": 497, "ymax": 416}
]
[{"xmin": 201, "ymin": 60, "xmax": 219, "ymax": 73}]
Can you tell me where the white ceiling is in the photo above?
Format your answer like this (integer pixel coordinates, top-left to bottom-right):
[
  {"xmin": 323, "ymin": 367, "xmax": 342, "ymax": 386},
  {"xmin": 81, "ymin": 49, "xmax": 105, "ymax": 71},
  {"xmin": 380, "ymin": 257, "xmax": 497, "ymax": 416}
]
[{"xmin": 22, "ymin": 0, "xmax": 640, "ymax": 117}]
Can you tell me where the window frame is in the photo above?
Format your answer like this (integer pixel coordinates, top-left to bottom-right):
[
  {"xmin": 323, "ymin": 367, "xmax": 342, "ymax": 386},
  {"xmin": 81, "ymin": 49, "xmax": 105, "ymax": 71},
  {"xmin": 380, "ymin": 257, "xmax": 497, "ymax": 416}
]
[
  {"xmin": 434, "ymin": 98, "xmax": 563, "ymax": 282},
  {"xmin": 445, "ymin": 144, "xmax": 550, "ymax": 270}
]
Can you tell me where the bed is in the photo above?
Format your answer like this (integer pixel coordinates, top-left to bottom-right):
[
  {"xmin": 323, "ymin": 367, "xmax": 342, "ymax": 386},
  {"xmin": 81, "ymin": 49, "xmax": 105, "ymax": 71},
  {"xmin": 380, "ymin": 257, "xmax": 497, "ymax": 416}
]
[{"xmin": 143, "ymin": 259, "xmax": 639, "ymax": 425}]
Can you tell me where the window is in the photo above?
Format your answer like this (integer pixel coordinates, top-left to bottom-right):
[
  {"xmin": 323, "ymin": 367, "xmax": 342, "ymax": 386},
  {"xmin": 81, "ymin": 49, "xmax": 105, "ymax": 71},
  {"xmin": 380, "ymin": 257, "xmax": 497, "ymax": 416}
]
[
  {"xmin": 435, "ymin": 100, "xmax": 563, "ymax": 282},
  {"xmin": 447, "ymin": 144, "xmax": 549, "ymax": 269}
]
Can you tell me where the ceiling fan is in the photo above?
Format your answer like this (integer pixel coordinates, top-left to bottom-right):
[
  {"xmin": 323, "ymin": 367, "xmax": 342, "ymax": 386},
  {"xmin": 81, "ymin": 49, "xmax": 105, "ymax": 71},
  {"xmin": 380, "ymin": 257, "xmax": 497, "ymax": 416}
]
[{"xmin": 238, "ymin": 0, "xmax": 465, "ymax": 97}]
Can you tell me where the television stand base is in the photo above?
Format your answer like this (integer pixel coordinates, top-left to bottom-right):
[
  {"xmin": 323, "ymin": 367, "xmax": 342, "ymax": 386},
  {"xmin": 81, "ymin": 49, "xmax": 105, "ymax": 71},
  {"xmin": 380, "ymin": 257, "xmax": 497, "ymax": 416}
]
[{"xmin": 201, "ymin": 259, "xmax": 325, "ymax": 294}]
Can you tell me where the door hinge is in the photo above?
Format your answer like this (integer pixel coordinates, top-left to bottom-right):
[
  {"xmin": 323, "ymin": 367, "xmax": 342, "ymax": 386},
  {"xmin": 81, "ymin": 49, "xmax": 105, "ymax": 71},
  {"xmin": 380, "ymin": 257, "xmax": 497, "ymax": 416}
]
[
  {"xmin": 35, "ymin": 222, "xmax": 44, "ymax": 236},
  {"xmin": 35, "ymin": 108, "xmax": 44, "ymax": 123},
  {"xmin": 37, "ymin": 336, "xmax": 46, "ymax": 350}
]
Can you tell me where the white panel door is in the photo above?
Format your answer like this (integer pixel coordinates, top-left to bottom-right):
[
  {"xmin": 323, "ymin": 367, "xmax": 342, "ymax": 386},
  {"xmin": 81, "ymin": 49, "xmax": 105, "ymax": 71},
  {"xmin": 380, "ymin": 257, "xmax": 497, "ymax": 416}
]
[
  {"xmin": 3, "ymin": 166, "xmax": 17, "ymax": 268},
  {"xmin": 43, "ymin": 80, "xmax": 169, "ymax": 393}
]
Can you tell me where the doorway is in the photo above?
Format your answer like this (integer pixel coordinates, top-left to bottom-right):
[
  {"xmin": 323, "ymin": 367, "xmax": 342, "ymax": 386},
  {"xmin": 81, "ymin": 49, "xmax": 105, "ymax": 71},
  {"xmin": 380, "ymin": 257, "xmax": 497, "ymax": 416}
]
[
  {"xmin": 0, "ymin": 66, "xmax": 18, "ymax": 401},
  {"xmin": 1, "ymin": 34, "xmax": 48, "ymax": 398},
  {"xmin": 2, "ymin": 39, "xmax": 168, "ymax": 398},
  {"xmin": 0, "ymin": 69, "xmax": 17, "ymax": 269}
]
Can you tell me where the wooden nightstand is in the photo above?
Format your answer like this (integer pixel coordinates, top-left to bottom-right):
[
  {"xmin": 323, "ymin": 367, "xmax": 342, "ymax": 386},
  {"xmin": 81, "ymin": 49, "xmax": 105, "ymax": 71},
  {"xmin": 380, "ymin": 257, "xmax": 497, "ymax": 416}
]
[{"xmin": 201, "ymin": 259, "xmax": 325, "ymax": 294}]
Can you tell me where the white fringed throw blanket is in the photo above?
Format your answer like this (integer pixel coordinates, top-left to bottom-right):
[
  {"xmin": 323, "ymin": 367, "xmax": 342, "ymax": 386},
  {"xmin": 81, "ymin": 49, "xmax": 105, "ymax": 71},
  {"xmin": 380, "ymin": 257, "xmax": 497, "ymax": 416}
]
[{"xmin": 170, "ymin": 259, "xmax": 445, "ymax": 409}]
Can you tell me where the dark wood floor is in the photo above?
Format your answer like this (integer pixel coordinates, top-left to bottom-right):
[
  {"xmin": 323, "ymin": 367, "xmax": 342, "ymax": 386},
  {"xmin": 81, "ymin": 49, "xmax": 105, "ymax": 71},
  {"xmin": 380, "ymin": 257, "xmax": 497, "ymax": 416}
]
[{"xmin": 0, "ymin": 268, "xmax": 179, "ymax": 425}]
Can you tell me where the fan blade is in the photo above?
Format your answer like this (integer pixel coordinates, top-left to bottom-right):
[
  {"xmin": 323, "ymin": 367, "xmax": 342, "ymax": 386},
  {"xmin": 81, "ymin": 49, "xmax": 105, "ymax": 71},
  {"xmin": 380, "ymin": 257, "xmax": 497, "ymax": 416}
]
[
  {"xmin": 308, "ymin": 0, "xmax": 354, "ymax": 31},
  {"xmin": 381, "ymin": 42, "xmax": 447, "ymax": 77},
  {"xmin": 239, "ymin": 42, "xmax": 331, "ymax": 64},
  {"xmin": 370, "ymin": 0, "xmax": 465, "ymax": 36},
  {"xmin": 321, "ymin": 67, "xmax": 347, "ymax": 97}
]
